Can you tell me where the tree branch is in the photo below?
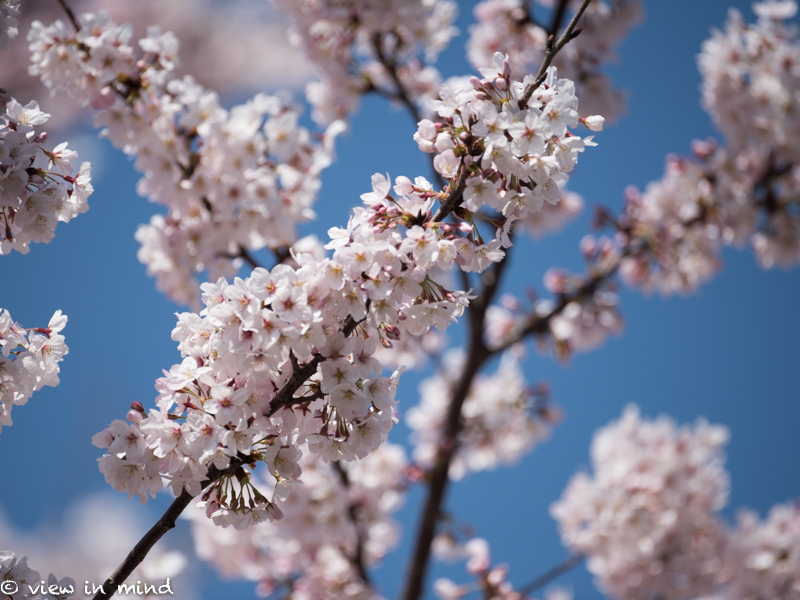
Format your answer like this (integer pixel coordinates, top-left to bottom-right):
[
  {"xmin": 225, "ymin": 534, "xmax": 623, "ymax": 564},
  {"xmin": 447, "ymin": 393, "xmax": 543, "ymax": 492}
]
[
  {"xmin": 94, "ymin": 309, "xmax": 366, "ymax": 600},
  {"xmin": 91, "ymin": 459, "xmax": 247, "ymax": 600},
  {"xmin": 518, "ymin": 554, "xmax": 583, "ymax": 597},
  {"xmin": 519, "ymin": 0, "xmax": 594, "ymax": 109},
  {"xmin": 370, "ymin": 33, "xmax": 447, "ymax": 190},
  {"xmin": 400, "ymin": 247, "xmax": 513, "ymax": 600},
  {"xmin": 432, "ymin": 170, "xmax": 467, "ymax": 223},
  {"xmin": 491, "ymin": 255, "xmax": 622, "ymax": 354},
  {"xmin": 548, "ymin": 0, "xmax": 571, "ymax": 37},
  {"xmin": 333, "ymin": 461, "xmax": 372, "ymax": 587},
  {"xmin": 237, "ymin": 246, "xmax": 264, "ymax": 271},
  {"xmin": 55, "ymin": 0, "xmax": 81, "ymax": 34},
  {"xmin": 372, "ymin": 34, "xmax": 423, "ymax": 125}
]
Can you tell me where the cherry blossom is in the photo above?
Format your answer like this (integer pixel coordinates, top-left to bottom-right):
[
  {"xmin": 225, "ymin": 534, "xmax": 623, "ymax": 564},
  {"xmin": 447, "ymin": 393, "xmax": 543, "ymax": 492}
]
[
  {"xmin": 551, "ymin": 406, "xmax": 731, "ymax": 600},
  {"xmin": 467, "ymin": 0, "xmax": 643, "ymax": 121},
  {"xmin": 407, "ymin": 351, "xmax": 558, "ymax": 480},
  {"xmin": 27, "ymin": 11, "xmax": 341, "ymax": 306},
  {"xmin": 270, "ymin": 0, "xmax": 458, "ymax": 125},
  {"xmin": 0, "ymin": 93, "xmax": 93, "ymax": 255},
  {"xmin": 0, "ymin": 309, "xmax": 68, "ymax": 433},
  {"xmin": 189, "ymin": 444, "xmax": 408, "ymax": 599}
]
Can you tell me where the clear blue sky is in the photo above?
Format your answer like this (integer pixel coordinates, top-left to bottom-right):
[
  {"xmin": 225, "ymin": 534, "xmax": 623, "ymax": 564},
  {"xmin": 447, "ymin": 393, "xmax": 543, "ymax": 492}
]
[{"xmin": 2, "ymin": 1, "xmax": 799, "ymax": 599}]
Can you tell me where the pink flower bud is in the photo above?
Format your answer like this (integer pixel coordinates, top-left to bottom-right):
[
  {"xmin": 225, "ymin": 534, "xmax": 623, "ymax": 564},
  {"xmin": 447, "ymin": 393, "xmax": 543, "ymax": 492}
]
[{"xmin": 583, "ymin": 115, "xmax": 605, "ymax": 131}]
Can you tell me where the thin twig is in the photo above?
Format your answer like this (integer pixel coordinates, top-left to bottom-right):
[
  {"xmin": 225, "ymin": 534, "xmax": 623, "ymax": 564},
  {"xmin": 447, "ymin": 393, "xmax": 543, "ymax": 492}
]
[
  {"xmin": 491, "ymin": 255, "xmax": 622, "ymax": 354},
  {"xmin": 372, "ymin": 34, "xmax": 423, "ymax": 125},
  {"xmin": 519, "ymin": 0, "xmax": 594, "ymax": 109},
  {"xmin": 55, "ymin": 0, "xmax": 81, "ymax": 33},
  {"xmin": 333, "ymin": 461, "xmax": 372, "ymax": 587},
  {"xmin": 370, "ymin": 33, "xmax": 447, "ymax": 189},
  {"xmin": 548, "ymin": 0, "xmax": 571, "ymax": 37},
  {"xmin": 518, "ymin": 554, "xmax": 583, "ymax": 597}
]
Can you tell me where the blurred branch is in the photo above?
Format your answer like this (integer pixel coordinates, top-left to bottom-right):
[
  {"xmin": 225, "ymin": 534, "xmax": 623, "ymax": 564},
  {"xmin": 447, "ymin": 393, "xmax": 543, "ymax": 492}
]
[
  {"xmin": 370, "ymin": 33, "xmax": 447, "ymax": 189},
  {"xmin": 548, "ymin": 0, "xmax": 571, "ymax": 37},
  {"xmin": 333, "ymin": 461, "xmax": 372, "ymax": 587},
  {"xmin": 400, "ymin": 246, "xmax": 513, "ymax": 600},
  {"xmin": 518, "ymin": 554, "xmax": 583, "ymax": 597},
  {"xmin": 372, "ymin": 33, "xmax": 423, "ymax": 125},
  {"xmin": 55, "ymin": 0, "xmax": 81, "ymax": 33}
]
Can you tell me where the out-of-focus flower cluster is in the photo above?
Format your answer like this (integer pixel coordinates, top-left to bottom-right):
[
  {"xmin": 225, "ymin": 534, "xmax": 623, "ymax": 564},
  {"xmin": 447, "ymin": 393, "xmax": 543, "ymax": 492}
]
[
  {"xmin": 613, "ymin": 1, "xmax": 800, "ymax": 295},
  {"xmin": 551, "ymin": 406, "xmax": 730, "ymax": 600},
  {"xmin": 407, "ymin": 351, "xmax": 558, "ymax": 480},
  {"xmin": 467, "ymin": 0, "xmax": 643, "ymax": 120},
  {"xmin": 433, "ymin": 538, "xmax": 522, "ymax": 600},
  {"xmin": 552, "ymin": 406, "xmax": 800, "ymax": 600},
  {"xmin": 0, "ymin": 495, "xmax": 192, "ymax": 599},
  {"xmin": 0, "ymin": 309, "xmax": 68, "ymax": 433},
  {"xmin": 722, "ymin": 501, "xmax": 800, "ymax": 600},
  {"xmin": 28, "ymin": 11, "xmax": 340, "ymax": 307},
  {"xmin": 0, "ymin": 94, "xmax": 92, "ymax": 255},
  {"xmin": 0, "ymin": 552, "xmax": 75, "ymax": 600},
  {"xmin": 0, "ymin": 0, "xmax": 19, "ymax": 50},
  {"xmin": 270, "ymin": 0, "xmax": 458, "ymax": 126},
  {"xmin": 0, "ymin": 0, "xmax": 314, "ymax": 130},
  {"xmin": 190, "ymin": 444, "xmax": 408, "ymax": 600}
]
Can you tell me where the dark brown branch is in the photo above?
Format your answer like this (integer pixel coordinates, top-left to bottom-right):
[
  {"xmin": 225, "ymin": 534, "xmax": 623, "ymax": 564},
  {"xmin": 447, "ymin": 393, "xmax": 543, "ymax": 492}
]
[
  {"xmin": 370, "ymin": 33, "xmax": 447, "ymax": 190},
  {"xmin": 519, "ymin": 0, "xmax": 594, "ymax": 109},
  {"xmin": 372, "ymin": 33, "xmax": 423, "ymax": 125},
  {"xmin": 333, "ymin": 461, "xmax": 372, "ymax": 587},
  {"xmin": 518, "ymin": 554, "xmax": 583, "ymax": 597},
  {"xmin": 238, "ymin": 246, "xmax": 264, "ymax": 270},
  {"xmin": 266, "ymin": 313, "xmax": 364, "ymax": 417},
  {"xmin": 432, "ymin": 170, "xmax": 467, "ymax": 223},
  {"xmin": 400, "ymin": 247, "xmax": 513, "ymax": 600},
  {"xmin": 95, "ymin": 310, "xmax": 366, "ymax": 599},
  {"xmin": 55, "ymin": 0, "xmax": 81, "ymax": 34},
  {"xmin": 491, "ymin": 255, "xmax": 622, "ymax": 354},
  {"xmin": 91, "ymin": 459, "xmax": 246, "ymax": 600},
  {"xmin": 548, "ymin": 0, "xmax": 571, "ymax": 37}
]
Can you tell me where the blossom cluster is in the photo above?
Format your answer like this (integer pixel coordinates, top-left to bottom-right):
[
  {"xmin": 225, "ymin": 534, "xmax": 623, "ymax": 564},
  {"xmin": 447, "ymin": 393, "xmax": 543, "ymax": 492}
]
[
  {"xmin": 551, "ymin": 405, "xmax": 731, "ymax": 600},
  {"xmin": 467, "ymin": 0, "xmax": 643, "ymax": 120},
  {"xmin": 190, "ymin": 444, "xmax": 408, "ymax": 600},
  {"xmin": 0, "ymin": 94, "xmax": 92, "ymax": 256},
  {"xmin": 613, "ymin": 1, "xmax": 800, "ymax": 295},
  {"xmin": 0, "ymin": 552, "xmax": 74, "ymax": 600},
  {"xmin": 28, "ymin": 12, "xmax": 341, "ymax": 307},
  {"xmin": 269, "ymin": 0, "xmax": 458, "ymax": 125},
  {"xmin": 0, "ymin": 0, "xmax": 19, "ymax": 50},
  {"xmin": 407, "ymin": 351, "xmax": 558, "ymax": 480},
  {"xmin": 415, "ymin": 54, "xmax": 600, "ymax": 258},
  {"xmin": 551, "ymin": 406, "xmax": 800, "ymax": 600},
  {"xmin": 91, "ymin": 166, "xmax": 484, "ymax": 525},
  {"xmin": 433, "ymin": 538, "xmax": 521, "ymax": 600},
  {"xmin": 0, "ymin": 309, "xmax": 68, "ymax": 434},
  {"xmin": 723, "ymin": 501, "xmax": 800, "ymax": 600},
  {"xmin": 0, "ymin": 495, "xmax": 190, "ymax": 599}
]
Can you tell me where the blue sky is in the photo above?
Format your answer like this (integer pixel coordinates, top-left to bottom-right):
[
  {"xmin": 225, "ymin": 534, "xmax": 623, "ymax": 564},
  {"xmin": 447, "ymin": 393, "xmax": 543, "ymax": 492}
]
[{"xmin": 2, "ymin": 1, "xmax": 799, "ymax": 599}]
